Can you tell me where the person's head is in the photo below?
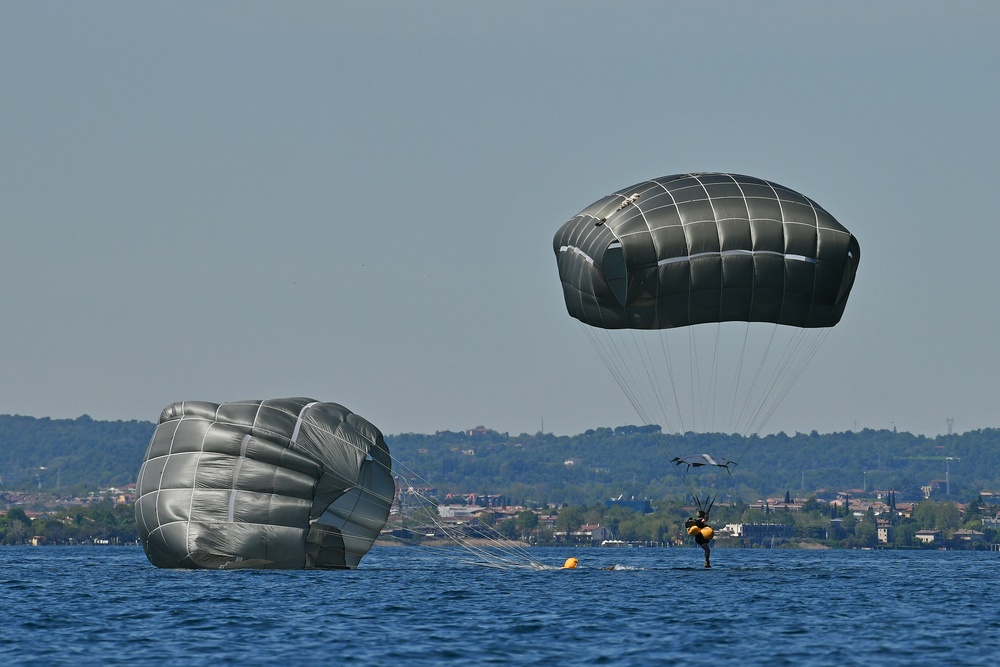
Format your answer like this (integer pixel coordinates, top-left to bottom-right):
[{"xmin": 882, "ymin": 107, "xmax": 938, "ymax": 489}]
[{"xmin": 696, "ymin": 510, "xmax": 706, "ymax": 519}]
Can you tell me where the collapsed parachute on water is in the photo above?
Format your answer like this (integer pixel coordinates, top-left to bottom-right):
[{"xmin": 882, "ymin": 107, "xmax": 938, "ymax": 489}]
[
  {"xmin": 554, "ymin": 173, "xmax": 860, "ymax": 509},
  {"xmin": 134, "ymin": 397, "xmax": 394, "ymax": 570}
]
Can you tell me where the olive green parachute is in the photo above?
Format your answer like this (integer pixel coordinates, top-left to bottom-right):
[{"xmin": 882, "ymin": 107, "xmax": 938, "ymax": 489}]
[
  {"xmin": 134, "ymin": 397, "xmax": 394, "ymax": 570},
  {"xmin": 554, "ymin": 172, "xmax": 859, "ymax": 331},
  {"xmin": 553, "ymin": 173, "xmax": 861, "ymax": 506}
]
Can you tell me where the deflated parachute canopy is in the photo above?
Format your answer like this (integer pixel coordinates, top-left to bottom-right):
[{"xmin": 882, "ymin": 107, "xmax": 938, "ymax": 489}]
[
  {"xmin": 134, "ymin": 397, "xmax": 394, "ymax": 570},
  {"xmin": 553, "ymin": 172, "xmax": 860, "ymax": 330}
]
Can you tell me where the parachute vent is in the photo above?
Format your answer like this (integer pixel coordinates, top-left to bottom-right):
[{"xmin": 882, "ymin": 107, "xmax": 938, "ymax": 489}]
[{"xmin": 604, "ymin": 241, "xmax": 627, "ymax": 306}]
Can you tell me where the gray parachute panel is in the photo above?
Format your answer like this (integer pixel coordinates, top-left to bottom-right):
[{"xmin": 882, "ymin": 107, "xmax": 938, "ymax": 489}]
[
  {"xmin": 134, "ymin": 397, "xmax": 393, "ymax": 570},
  {"xmin": 553, "ymin": 173, "xmax": 860, "ymax": 330}
]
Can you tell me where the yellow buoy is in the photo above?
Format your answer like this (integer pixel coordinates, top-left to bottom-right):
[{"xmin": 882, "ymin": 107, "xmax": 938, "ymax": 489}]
[
  {"xmin": 687, "ymin": 525, "xmax": 701, "ymax": 536},
  {"xmin": 700, "ymin": 526, "xmax": 714, "ymax": 541},
  {"xmin": 561, "ymin": 557, "xmax": 579, "ymax": 569}
]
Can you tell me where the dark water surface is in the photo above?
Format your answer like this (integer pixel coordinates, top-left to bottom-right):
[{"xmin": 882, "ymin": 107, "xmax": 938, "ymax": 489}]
[{"xmin": 2, "ymin": 545, "xmax": 998, "ymax": 665}]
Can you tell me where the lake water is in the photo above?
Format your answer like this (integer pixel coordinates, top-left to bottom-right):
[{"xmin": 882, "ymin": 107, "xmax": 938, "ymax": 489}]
[{"xmin": 2, "ymin": 545, "xmax": 998, "ymax": 666}]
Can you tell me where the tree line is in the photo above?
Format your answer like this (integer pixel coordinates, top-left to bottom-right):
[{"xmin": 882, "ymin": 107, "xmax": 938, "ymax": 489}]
[
  {"xmin": 388, "ymin": 425, "xmax": 1000, "ymax": 506},
  {"xmin": 3, "ymin": 414, "xmax": 999, "ymax": 506},
  {"xmin": 0, "ymin": 500, "xmax": 136, "ymax": 545}
]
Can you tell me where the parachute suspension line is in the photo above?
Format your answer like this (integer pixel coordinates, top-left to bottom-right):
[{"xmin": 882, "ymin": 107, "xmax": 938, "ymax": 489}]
[
  {"xmin": 675, "ymin": 453, "xmax": 732, "ymax": 521},
  {"xmin": 636, "ymin": 329, "xmax": 676, "ymax": 434},
  {"xmin": 666, "ymin": 328, "xmax": 724, "ymax": 501},
  {"xmin": 656, "ymin": 327, "xmax": 688, "ymax": 435},
  {"xmin": 707, "ymin": 323, "xmax": 725, "ymax": 434},
  {"xmin": 688, "ymin": 323, "xmax": 723, "ymax": 434},
  {"xmin": 581, "ymin": 320, "xmax": 831, "ymax": 517},
  {"xmin": 581, "ymin": 326, "xmax": 650, "ymax": 426},
  {"xmin": 582, "ymin": 325, "xmax": 675, "ymax": 432},
  {"xmin": 723, "ymin": 325, "xmax": 832, "ymax": 466},
  {"xmin": 693, "ymin": 494, "xmax": 717, "ymax": 516},
  {"xmin": 725, "ymin": 321, "xmax": 753, "ymax": 435},
  {"xmin": 584, "ymin": 322, "xmax": 701, "ymax": 500},
  {"xmin": 683, "ymin": 475, "xmax": 712, "ymax": 515},
  {"xmin": 666, "ymin": 439, "xmax": 698, "ymax": 495},
  {"xmin": 701, "ymin": 458, "xmax": 739, "ymax": 516},
  {"xmin": 677, "ymin": 323, "xmax": 831, "ymax": 507},
  {"xmin": 744, "ymin": 324, "xmax": 796, "ymax": 436},
  {"xmin": 677, "ymin": 323, "xmax": 741, "ymax": 435},
  {"xmin": 687, "ymin": 325, "xmax": 700, "ymax": 433},
  {"xmin": 744, "ymin": 326, "xmax": 823, "ymax": 437},
  {"xmin": 747, "ymin": 327, "xmax": 831, "ymax": 437},
  {"xmin": 729, "ymin": 323, "xmax": 781, "ymax": 438}
]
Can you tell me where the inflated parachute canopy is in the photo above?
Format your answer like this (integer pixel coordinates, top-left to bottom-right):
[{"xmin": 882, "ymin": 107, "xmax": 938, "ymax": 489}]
[
  {"xmin": 135, "ymin": 397, "xmax": 394, "ymax": 570},
  {"xmin": 553, "ymin": 173, "xmax": 860, "ymax": 330}
]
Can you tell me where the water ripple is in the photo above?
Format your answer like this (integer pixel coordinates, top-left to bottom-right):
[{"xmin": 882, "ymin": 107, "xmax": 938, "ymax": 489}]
[{"xmin": 2, "ymin": 546, "xmax": 999, "ymax": 665}]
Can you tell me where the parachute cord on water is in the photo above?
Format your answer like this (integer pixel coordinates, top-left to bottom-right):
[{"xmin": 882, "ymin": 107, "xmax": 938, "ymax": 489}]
[
  {"xmin": 384, "ymin": 534, "xmax": 546, "ymax": 570},
  {"xmin": 295, "ymin": 419, "xmax": 548, "ymax": 570},
  {"xmin": 390, "ymin": 501, "xmax": 549, "ymax": 570},
  {"xmin": 386, "ymin": 460, "xmax": 549, "ymax": 570}
]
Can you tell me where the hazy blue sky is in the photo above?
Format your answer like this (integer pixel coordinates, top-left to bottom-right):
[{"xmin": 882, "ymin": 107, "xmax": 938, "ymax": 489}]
[{"xmin": 3, "ymin": 2, "xmax": 998, "ymax": 437}]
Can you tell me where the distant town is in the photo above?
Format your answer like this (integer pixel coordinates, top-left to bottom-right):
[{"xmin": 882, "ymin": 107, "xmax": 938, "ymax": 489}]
[
  {"xmin": 376, "ymin": 483, "xmax": 1000, "ymax": 551},
  {"xmin": 2, "ymin": 415, "xmax": 999, "ymax": 550},
  {"xmin": 4, "ymin": 481, "xmax": 996, "ymax": 552}
]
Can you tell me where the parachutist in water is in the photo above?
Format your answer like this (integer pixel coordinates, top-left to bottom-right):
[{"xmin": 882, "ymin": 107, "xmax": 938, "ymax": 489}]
[{"xmin": 685, "ymin": 511, "xmax": 713, "ymax": 568}]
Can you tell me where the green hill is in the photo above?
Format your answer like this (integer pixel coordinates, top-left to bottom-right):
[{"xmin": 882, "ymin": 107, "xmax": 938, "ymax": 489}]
[
  {"xmin": 388, "ymin": 426, "xmax": 999, "ymax": 505},
  {"xmin": 0, "ymin": 415, "xmax": 153, "ymax": 495},
  {"xmin": 1, "ymin": 414, "xmax": 997, "ymax": 505}
]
